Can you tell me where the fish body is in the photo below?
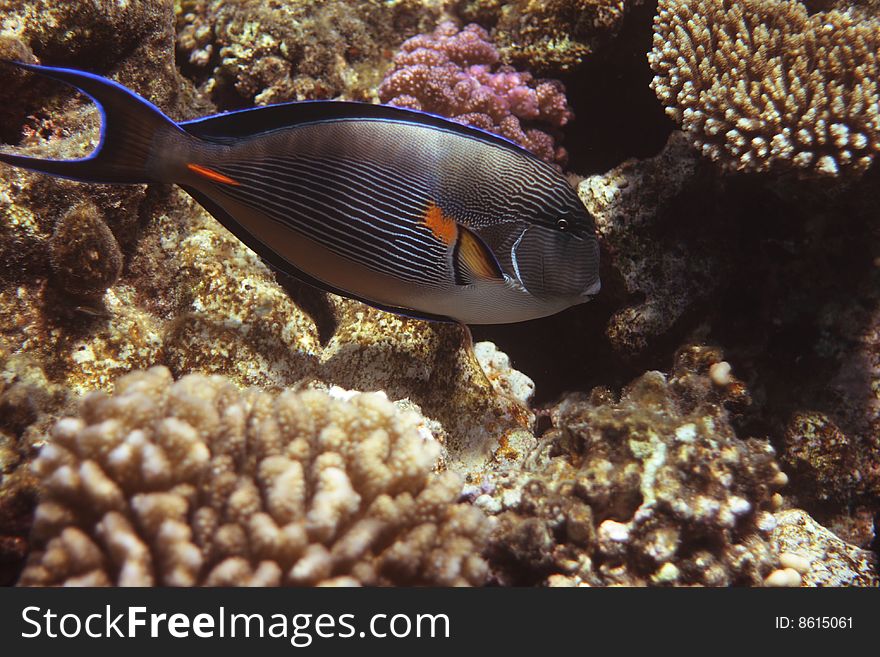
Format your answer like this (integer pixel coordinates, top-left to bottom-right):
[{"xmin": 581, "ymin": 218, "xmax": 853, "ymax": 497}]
[{"xmin": 0, "ymin": 63, "xmax": 600, "ymax": 324}]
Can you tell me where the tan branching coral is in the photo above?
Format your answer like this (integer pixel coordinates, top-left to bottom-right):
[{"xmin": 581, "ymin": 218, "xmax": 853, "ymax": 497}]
[
  {"xmin": 19, "ymin": 367, "xmax": 490, "ymax": 586},
  {"xmin": 649, "ymin": 0, "xmax": 880, "ymax": 176}
]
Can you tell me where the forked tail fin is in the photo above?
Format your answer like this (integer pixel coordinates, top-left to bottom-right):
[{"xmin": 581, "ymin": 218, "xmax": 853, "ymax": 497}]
[{"xmin": 0, "ymin": 61, "xmax": 191, "ymax": 183}]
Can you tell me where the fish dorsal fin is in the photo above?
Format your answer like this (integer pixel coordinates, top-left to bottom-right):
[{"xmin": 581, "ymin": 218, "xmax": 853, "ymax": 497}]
[
  {"xmin": 453, "ymin": 226, "xmax": 505, "ymax": 286},
  {"xmin": 179, "ymin": 100, "xmax": 528, "ymax": 154}
]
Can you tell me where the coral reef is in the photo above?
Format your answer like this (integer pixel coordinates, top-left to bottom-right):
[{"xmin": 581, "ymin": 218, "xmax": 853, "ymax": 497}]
[
  {"xmin": 0, "ymin": 34, "xmax": 37, "ymax": 143},
  {"xmin": 317, "ymin": 300, "xmax": 534, "ymax": 473},
  {"xmin": 473, "ymin": 341, "xmax": 535, "ymax": 406},
  {"xmin": 454, "ymin": 0, "xmax": 637, "ymax": 74},
  {"xmin": 175, "ymin": 0, "xmax": 443, "ymax": 105},
  {"xmin": 0, "ymin": 0, "xmax": 877, "ymax": 589},
  {"xmin": 577, "ymin": 130, "xmax": 880, "ymax": 544},
  {"xmin": 0, "ymin": 351, "xmax": 75, "ymax": 585},
  {"xmin": 649, "ymin": 0, "xmax": 880, "ymax": 176},
  {"xmin": 481, "ymin": 346, "xmax": 787, "ymax": 586},
  {"xmin": 19, "ymin": 367, "xmax": 490, "ymax": 586},
  {"xmin": 0, "ymin": 1, "xmax": 536, "ymax": 582},
  {"xmin": 0, "ymin": 0, "xmax": 191, "ymax": 117},
  {"xmin": 48, "ymin": 202, "xmax": 123, "ymax": 297},
  {"xmin": 378, "ymin": 21, "xmax": 574, "ymax": 164},
  {"xmin": 578, "ymin": 131, "xmax": 721, "ymax": 355}
]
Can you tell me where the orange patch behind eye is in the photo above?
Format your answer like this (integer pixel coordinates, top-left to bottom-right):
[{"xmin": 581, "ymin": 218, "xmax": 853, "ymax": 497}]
[
  {"xmin": 187, "ymin": 163, "xmax": 240, "ymax": 186},
  {"xmin": 423, "ymin": 201, "xmax": 458, "ymax": 246}
]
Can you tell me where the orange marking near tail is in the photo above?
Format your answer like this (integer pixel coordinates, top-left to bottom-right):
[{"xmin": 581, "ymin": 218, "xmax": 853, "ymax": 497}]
[
  {"xmin": 187, "ymin": 163, "xmax": 240, "ymax": 186},
  {"xmin": 423, "ymin": 201, "xmax": 458, "ymax": 246}
]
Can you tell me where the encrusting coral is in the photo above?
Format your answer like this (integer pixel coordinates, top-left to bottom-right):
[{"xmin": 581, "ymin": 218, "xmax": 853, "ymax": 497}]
[
  {"xmin": 48, "ymin": 202, "xmax": 123, "ymax": 297},
  {"xmin": 454, "ymin": 0, "xmax": 637, "ymax": 74},
  {"xmin": 19, "ymin": 366, "xmax": 491, "ymax": 586},
  {"xmin": 578, "ymin": 132, "xmax": 717, "ymax": 355},
  {"xmin": 482, "ymin": 346, "xmax": 788, "ymax": 586},
  {"xmin": 649, "ymin": 0, "xmax": 880, "ymax": 176},
  {"xmin": 175, "ymin": 0, "xmax": 442, "ymax": 105},
  {"xmin": 378, "ymin": 21, "xmax": 574, "ymax": 165}
]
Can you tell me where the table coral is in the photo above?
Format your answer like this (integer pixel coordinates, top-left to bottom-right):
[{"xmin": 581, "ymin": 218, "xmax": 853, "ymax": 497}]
[
  {"xmin": 378, "ymin": 21, "xmax": 574, "ymax": 165},
  {"xmin": 19, "ymin": 366, "xmax": 491, "ymax": 586},
  {"xmin": 483, "ymin": 346, "xmax": 787, "ymax": 586},
  {"xmin": 649, "ymin": 0, "xmax": 880, "ymax": 176}
]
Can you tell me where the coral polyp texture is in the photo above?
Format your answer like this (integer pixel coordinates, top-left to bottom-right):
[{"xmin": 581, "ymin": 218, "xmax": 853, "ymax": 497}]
[
  {"xmin": 48, "ymin": 202, "xmax": 123, "ymax": 297},
  {"xmin": 1, "ymin": 0, "xmax": 878, "ymax": 590},
  {"xmin": 649, "ymin": 0, "xmax": 880, "ymax": 176},
  {"xmin": 454, "ymin": 0, "xmax": 635, "ymax": 74},
  {"xmin": 19, "ymin": 367, "xmax": 491, "ymax": 587},
  {"xmin": 484, "ymin": 347, "xmax": 787, "ymax": 586},
  {"xmin": 378, "ymin": 21, "xmax": 574, "ymax": 165}
]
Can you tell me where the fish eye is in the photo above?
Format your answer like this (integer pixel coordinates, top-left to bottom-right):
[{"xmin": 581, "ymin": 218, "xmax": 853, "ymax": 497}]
[{"xmin": 556, "ymin": 218, "xmax": 569, "ymax": 231}]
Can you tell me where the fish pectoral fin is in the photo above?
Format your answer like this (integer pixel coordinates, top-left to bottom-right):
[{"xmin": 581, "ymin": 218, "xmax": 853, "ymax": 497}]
[{"xmin": 453, "ymin": 226, "xmax": 505, "ymax": 286}]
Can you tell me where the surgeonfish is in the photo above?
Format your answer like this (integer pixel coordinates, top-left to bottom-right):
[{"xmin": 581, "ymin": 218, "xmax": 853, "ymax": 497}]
[{"xmin": 0, "ymin": 62, "xmax": 600, "ymax": 324}]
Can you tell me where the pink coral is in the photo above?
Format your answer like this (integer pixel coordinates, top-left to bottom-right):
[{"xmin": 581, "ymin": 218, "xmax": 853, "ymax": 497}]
[{"xmin": 378, "ymin": 22, "xmax": 573, "ymax": 166}]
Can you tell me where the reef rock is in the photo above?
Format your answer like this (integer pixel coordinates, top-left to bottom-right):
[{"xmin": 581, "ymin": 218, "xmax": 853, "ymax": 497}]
[
  {"xmin": 175, "ymin": 0, "xmax": 444, "ymax": 105},
  {"xmin": 579, "ymin": 131, "xmax": 724, "ymax": 356},
  {"xmin": 649, "ymin": 0, "xmax": 880, "ymax": 177},
  {"xmin": 770, "ymin": 509, "xmax": 878, "ymax": 586}
]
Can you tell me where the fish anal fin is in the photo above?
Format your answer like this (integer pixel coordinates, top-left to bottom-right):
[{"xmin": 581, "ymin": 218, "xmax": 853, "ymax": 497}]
[{"xmin": 454, "ymin": 226, "xmax": 504, "ymax": 285}]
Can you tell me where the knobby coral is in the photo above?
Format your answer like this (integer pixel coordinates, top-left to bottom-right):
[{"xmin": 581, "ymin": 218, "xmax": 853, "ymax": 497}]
[
  {"xmin": 19, "ymin": 367, "xmax": 490, "ymax": 586},
  {"xmin": 378, "ymin": 22, "xmax": 574, "ymax": 165},
  {"xmin": 649, "ymin": 0, "xmax": 880, "ymax": 176},
  {"xmin": 48, "ymin": 201, "xmax": 123, "ymax": 297}
]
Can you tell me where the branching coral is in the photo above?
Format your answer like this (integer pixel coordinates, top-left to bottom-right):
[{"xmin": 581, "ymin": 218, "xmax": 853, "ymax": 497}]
[
  {"xmin": 378, "ymin": 22, "xmax": 574, "ymax": 165},
  {"xmin": 19, "ymin": 367, "xmax": 490, "ymax": 586},
  {"xmin": 649, "ymin": 0, "xmax": 880, "ymax": 176}
]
